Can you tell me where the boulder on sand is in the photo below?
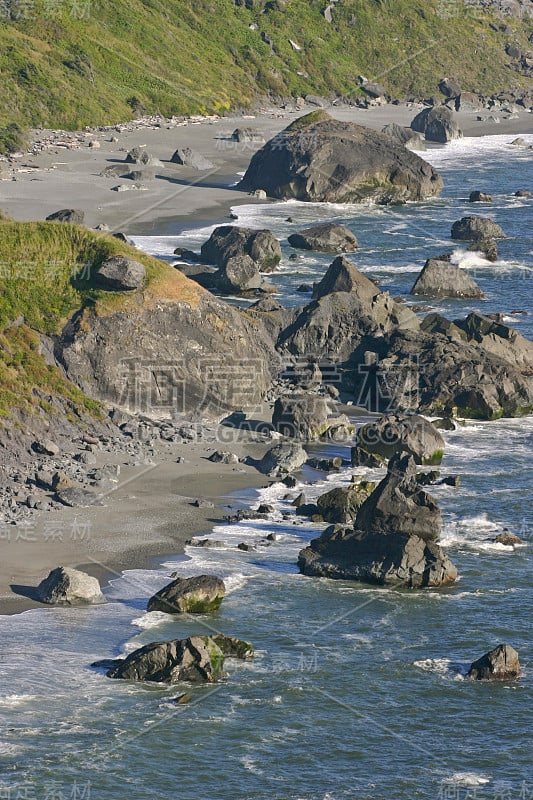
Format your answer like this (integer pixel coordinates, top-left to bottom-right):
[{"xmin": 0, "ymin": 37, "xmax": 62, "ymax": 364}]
[
  {"xmin": 411, "ymin": 257, "xmax": 484, "ymax": 299},
  {"xmin": 410, "ymin": 105, "xmax": 462, "ymax": 143},
  {"xmin": 467, "ymin": 644, "xmax": 521, "ymax": 681},
  {"xmin": 255, "ymin": 441, "xmax": 307, "ymax": 477},
  {"xmin": 170, "ymin": 147, "xmax": 214, "ymax": 170},
  {"xmin": 201, "ymin": 225, "xmax": 281, "ymax": 272},
  {"xmin": 451, "ymin": 216, "xmax": 506, "ymax": 241},
  {"xmin": 272, "ymin": 395, "xmax": 334, "ymax": 440},
  {"xmin": 352, "ymin": 414, "xmax": 445, "ymax": 466},
  {"xmin": 288, "ymin": 223, "xmax": 358, "ymax": 254},
  {"xmin": 94, "ymin": 255, "xmax": 146, "ymax": 291},
  {"xmin": 106, "ymin": 634, "xmax": 253, "ymax": 684},
  {"xmin": 147, "ymin": 575, "xmax": 226, "ymax": 614},
  {"xmin": 36, "ymin": 566, "xmax": 106, "ymax": 606},
  {"xmin": 238, "ymin": 111, "xmax": 443, "ymax": 204}
]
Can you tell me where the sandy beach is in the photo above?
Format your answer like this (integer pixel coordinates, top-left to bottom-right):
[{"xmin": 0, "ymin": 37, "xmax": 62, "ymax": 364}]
[{"xmin": 0, "ymin": 99, "xmax": 531, "ymax": 615}]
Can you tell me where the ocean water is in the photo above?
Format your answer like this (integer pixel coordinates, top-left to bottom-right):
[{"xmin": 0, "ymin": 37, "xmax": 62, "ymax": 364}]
[{"xmin": 2, "ymin": 134, "xmax": 533, "ymax": 800}]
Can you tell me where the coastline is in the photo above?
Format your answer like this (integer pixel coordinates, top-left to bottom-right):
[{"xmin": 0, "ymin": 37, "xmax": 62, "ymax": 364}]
[{"xmin": 0, "ymin": 100, "xmax": 531, "ymax": 616}]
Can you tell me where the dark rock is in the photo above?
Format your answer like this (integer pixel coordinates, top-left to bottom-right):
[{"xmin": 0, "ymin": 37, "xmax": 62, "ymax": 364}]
[
  {"xmin": 32, "ymin": 439, "xmax": 60, "ymax": 456},
  {"xmin": 352, "ymin": 414, "xmax": 445, "ymax": 466},
  {"xmin": 312, "ymin": 256, "xmax": 379, "ymax": 302},
  {"xmin": 298, "ymin": 526, "xmax": 457, "ymax": 587},
  {"xmin": 411, "ymin": 257, "xmax": 484, "ymax": 299},
  {"xmin": 188, "ymin": 538, "xmax": 226, "ymax": 549},
  {"xmin": 307, "ymin": 456, "xmax": 343, "ymax": 472},
  {"xmin": 493, "ymin": 531, "xmax": 522, "ymax": 545},
  {"xmin": 193, "ymin": 498, "xmax": 214, "ymax": 509},
  {"xmin": 257, "ymin": 503, "xmax": 275, "ymax": 514},
  {"xmin": 432, "ymin": 417, "xmax": 457, "ymax": 431},
  {"xmin": 237, "ymin": 542, "xmax": 255, "ymax": 551},
  {"xmin": 355, "ymin": 453, "xmax": 442, "ymax": 542},
  {"xmin": 467, "ymin": 238, "xmax": 499, "ymax": 261},
  {"xmin": 288, "ymin": 223, "xmax": 358, "ymax": 254},
  {"xmin": 255, "ymin": 441, "xmax": 307, "ymax": 477},
  {"xmin": 238, "ymin": 111, "xmax": 443, "ymax": 204},
  {"xmin": 216, "ymin": 254, "xmax": 262, "ymax": 292},
  {"xmin": 292, "ymin": 492, "xmax": 306, "ymax": 507},
  {"xmin": 451, "ymin": 216, "xmax": 507, "ymax": 241},
  {"xmin": 106, "ymin": 636, "xmax": 228, "ymax": 683},
  {"xmin": 351, "ymin": 448, "xmax": 386, "ymax": 468},
  {"xmin": 272, "ymin": 395, "xmax": 331, "ymax": 440},
  {"xmin": 170, "ymin": 147, "xmax": 214, "ymax": 170},
  {"xmin": 210, "ymin": 633, "xmax": 254, "ymax": 660},
  {"xmin": 438, "ymin": 77, "xmax": 461, "ymax": 98},
  {"xmin": 37, "ymin": 566, "xmax": 105, "ymax": 605},
  {"xmin": 454, "ymin": 312, "xmax": 533, "ymax": 373},
  {"xmin": 147, "ymin": 575, "xmax": 226, "ymax": 614},
  {"xmin": 231, "ymin": 128, "xmax": 264, "ymax": 143},
  {"xmin": 201, "ymin": 225, "xmax": 281, "ymax": 272},
  {"xmin": 55, "ymin": 487, "xmax": 102, "ymax": 507},
  {"xmin": 467, "ymin": 644, "xmax": 520, "ymax": 681},
  {"xmin": 46, "ymin": 209, "xmax": 85, "ymax": 224},
  {"xmin": 125, "ymin": 147, "xmax": 163, "ymax": 167},
  {"xmin": 515, "ymin": 189, "xmax": 531, "ymax": 198},
  {"xmin": 316, "ymin": 482, "xmax": 375, "ymax": 523},
  {"xmin": 361, "ymin": 81, "xmax": 386, "ymax": 99},
  {"xmin": 297, "ymin": 283, "xmax": 313, "ymax": 293},
  {"xmin": 469, "ymin": 190, "xmax": 493, "ymax": 203},
  {"xmin": 410, "ymin": 105, "xmax": 462, "ymax": 143},
  {"xmin": 94, "ymin": 255, "xmax": 146, "ymax": 291},
  {"xmin": 381, "ymin": 123, "xmax": 425, "ymax": 150}
]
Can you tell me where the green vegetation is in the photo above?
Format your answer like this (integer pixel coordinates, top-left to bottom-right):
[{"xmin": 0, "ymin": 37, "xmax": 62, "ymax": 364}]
[
  {"xmin": 0, "ymin": 123, "xmax": 27, "ymax": 154},
  {"xmin": 0, "ymin": 0, "xmax": 531, "ymax": 131},
  {"xmin": 0, "ymin": 221, "xmax": 191, "ymax": 419}
]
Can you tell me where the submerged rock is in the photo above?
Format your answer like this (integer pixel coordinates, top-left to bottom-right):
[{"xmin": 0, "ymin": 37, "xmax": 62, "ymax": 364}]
[
  {"xmin": 37, "ymin": 566, "xmax": 106, "ymax": 606},
  {"xmin": 238, "ymin": 111, "xmax": 443, "ymax": 204},
  {"xmin": 147, "ymin": 575, "xmax": 226, "ymax": 614},
  {"xmin": 467, "ymin": 644, "xmax": 521, "ymax": 681}
]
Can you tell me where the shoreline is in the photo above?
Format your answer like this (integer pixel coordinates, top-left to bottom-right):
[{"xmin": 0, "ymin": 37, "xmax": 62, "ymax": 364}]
[{"xmin": 0, "ymin": 100, "xmax": 531, "ymax": 615}]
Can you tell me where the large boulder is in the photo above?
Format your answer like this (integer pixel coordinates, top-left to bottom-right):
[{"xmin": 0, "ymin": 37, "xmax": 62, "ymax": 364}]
[
  {"xmin": 355, "ymin": 453, "xmax": 442, "ymax": 541},
  {"xmin": 106, "ymin": 634, "xmax": 253, "ymax": 684},
  {"xmin": 238, "ymin": 111, "xmax": 443, "ymax": 204},
  {"xmin": 312, "ymin": 256, "xmax": 380, "ymax": 302},
  {"xmin": 170, "ymin": 147, "xmax": 214, "ymax": 170},
  {"xmin": 381, "ymin": 123, "xmax": 426, "ymax": 150},
  {"xmin": 298, "ymin": 526, "xmax": 457, "ymax": 587},
  {"xmin": 451, "ymin": 216, "xmax": 507, "ymax": 241},
  {"xmin": 46, "ymin": 209, "xmax": 85, "ymax": 225},
  {"xmin": 352, "ymin": 414, "xmax": 445, "ymax": 466},
  {"xmin": 345, "ymin": 327, "xmax": 533, "ymax": 420},
  {"xmin": 36, "ymin": 566, "xmax": 106, "ymax": 606},
  {"xmin": 216, "ymin": 254, "xmax": 263, "ymax": 292},
  {"xmin": 467, "ymin": 644, "xmax": 521, "ymax": 681},
  {"xmin": 125, "ymin": 147, "xmax": 163, "ymax": 167},
  {"xmin": 272, "ymin": 395, "xmax": 332, "ymax": 440},
  {"xmin": 200, "ymin": 226, "xmax": 281, "ymax": 272},
  {"xmin": 316, "ymin": 482, "xmax": 375, "ymax": 524},
  {"xmin": 58, "ymin": 276, "xmax": 277, "ymax": 420},
  {"xmin": 147, "ymin": 575, "xmax": 226, "ymax": 614},
  {"xmin": 255, "ymin": 441, "xmax": 307, "ymax": 476},
  {"xmin": 411, "ymin": 257, "xmax": 484, "ymax": 299},
  {"xmin": 94, "ymin": 255, "xmax": 146, "ymax": 291},
  {"xmin": 288, "ymin": 223, "xmax": 358, "ymax": 254},
  {"xmin": 410, "ymin": 105, "xmax": 462, "ymax": 143}
]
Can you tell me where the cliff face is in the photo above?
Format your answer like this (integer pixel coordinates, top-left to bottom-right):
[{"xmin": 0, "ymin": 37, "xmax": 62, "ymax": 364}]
[{"xmin": 0, "ymin": 0, "xmax": 532, "ymax": 132}]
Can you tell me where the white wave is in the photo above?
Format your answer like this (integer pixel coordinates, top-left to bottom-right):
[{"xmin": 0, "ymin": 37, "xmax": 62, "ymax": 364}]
[
  {"xmin": 131, "ymin": 611, "xmax": 170, "ymax": 629},
  {"xmin": 422, "ymin": 133, "xmax": 533, "ymax": 167},
  {"xmin": 0, "ymin": 694, "xmax": 38, "ymax": 706},
  {"xmin": 443, "ymin": 772, "xmax": 491, "ymax": 787}
]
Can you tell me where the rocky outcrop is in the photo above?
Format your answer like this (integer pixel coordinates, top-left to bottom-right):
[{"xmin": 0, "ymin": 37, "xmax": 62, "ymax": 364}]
[
  {"xmin": 298, "ymin": 453, "xmax": 456, "ymax": 587},
  {"xmin": 106, "ymin": 634, "xmax": 253, "ymax": 684},
  {"xmin": 288, "ymin": 223, "xmax": 358, "ymax": 254},
  {"xmin": 355, "ymin": 453, "xmax": 441, "ymax": 541},
  {"xmin": 238, "ymin": 111, "xmax": 443, "ymax": 204},
  {"xmin": 271, "ymin": 395, "xmax": 350, "ymax": 440},
  {"xmin": 200, "ymin": 226, "xmax": 281, "ymax": 272},
  {"xmin": 312, "ymin": 256, "xmax": 379, "ymax": 303},
  {"xmin": 454, "ymin": 312, "xmax": 533, "ymax": 373},
  {"xmin": 451, "ymin": 216, "xmax": 507, "ymax": 241},
  {"xmin": 352, "ymin": 414, "xmax": 445, "ymax": 466},
  {"xmin": 94, "ymin": 256, "xmax": 146, "ymax": 291},
  {"xmin": 410, "ymin": 105, "xmax": 462, "ymax": 143},
  {"xmin": 46, "ymin": 209, "xmax": 85, "ymax": 224},
  {"xmin": 316, "ymin": 481, "xmax": 375, "ymax": 523},
  {"xmin": 147, "ymin": 575, "xmax": 226, "ymax": 614},
  {"xmin": 216, "ymin": 255, "xmax": 263, "ymax": 292},
  {"xmin": 170, "ymin": 147, "xmax": 214, "ymax": 170},
  {"xmin": 411, "ymin": 257, "xmax": 484, "ymax": 299},
  {"xmin": 467, "ymin": 644, "xmax": 521, "ymax": 681},
  {"xmin": 36, "ymin": 566, "xmax": 105, "ymax": 605},
  {"xmin": 255, "ymin": 441, "xmax": 307, "ymax": 476},
  {"xmin": 58, "ymin": 275, "xmax": 277, "ymax": 420}
]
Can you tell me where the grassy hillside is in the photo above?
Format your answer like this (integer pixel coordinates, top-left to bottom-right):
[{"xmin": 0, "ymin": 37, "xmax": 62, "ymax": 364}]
[
  {"xmin": 0, "ymin": 221, "xmax": 199, "ymax": 419},
  {"xmin": 0, "ymin": 0, "xmax": 531, "ymax": 131}
]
